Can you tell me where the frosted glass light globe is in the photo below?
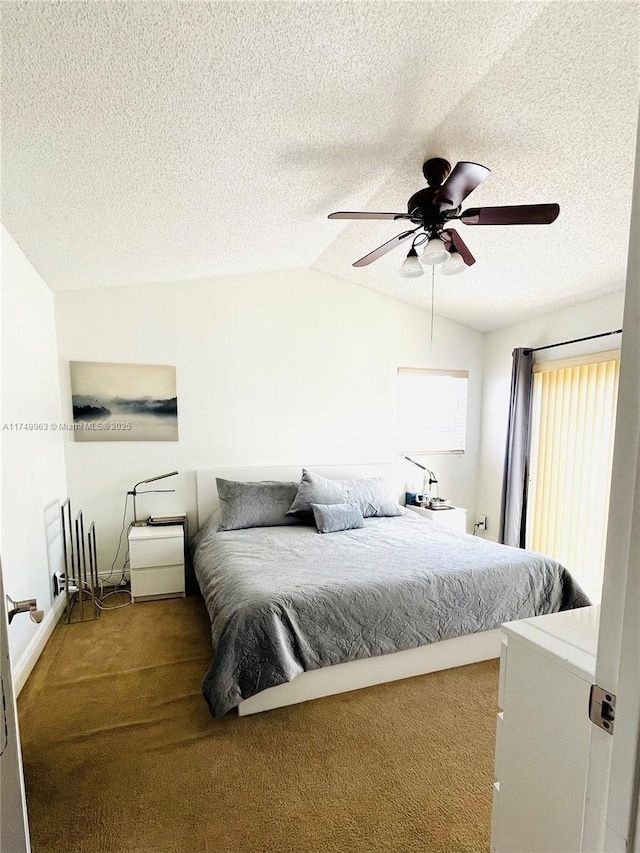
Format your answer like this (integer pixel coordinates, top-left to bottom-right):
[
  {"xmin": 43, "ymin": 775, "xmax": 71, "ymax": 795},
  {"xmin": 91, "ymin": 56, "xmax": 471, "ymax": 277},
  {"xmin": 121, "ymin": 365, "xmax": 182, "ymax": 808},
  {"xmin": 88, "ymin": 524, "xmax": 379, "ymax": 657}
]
[
  {"xmin": 419, "ymin": 236, "xmax": 450, "ymax": 266},
  {"xmin": 440, "ymin": 251, "xmax": 466, "ymax": 275},
  {"xmin": 399, "ymin": 250, "xmax": 424, "ymax": 278}
]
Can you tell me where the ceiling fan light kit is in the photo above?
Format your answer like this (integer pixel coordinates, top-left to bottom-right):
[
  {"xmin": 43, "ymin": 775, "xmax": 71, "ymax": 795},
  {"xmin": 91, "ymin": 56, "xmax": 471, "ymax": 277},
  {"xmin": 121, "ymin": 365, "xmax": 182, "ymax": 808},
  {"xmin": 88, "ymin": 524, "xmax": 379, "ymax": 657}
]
[
  {"xmin": 440, "ymin": 251, "xmax": 467, "ymax": 276},
  {"xmin": 328, "ymin": 158, "xmax": 560, "ymax": 279},
  {"xmin": 419, "ymin": 236, "xmax": 450, "ymax": 266},
  {"xmin": 399, "ymin": 246, "xmax": 424, "ymax": 278}
]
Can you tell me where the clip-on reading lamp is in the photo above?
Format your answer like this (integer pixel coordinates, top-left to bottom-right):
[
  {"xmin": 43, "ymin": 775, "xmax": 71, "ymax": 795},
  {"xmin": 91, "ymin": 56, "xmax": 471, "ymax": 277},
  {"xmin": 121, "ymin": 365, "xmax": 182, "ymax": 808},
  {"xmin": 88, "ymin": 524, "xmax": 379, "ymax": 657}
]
[
  {"xmin": 403, "ymin": 456, "xmax": 439, "ymax": 501},
  {"xmin": 128, "ymin": 471, "xmax": 179, "ymax": 526}
]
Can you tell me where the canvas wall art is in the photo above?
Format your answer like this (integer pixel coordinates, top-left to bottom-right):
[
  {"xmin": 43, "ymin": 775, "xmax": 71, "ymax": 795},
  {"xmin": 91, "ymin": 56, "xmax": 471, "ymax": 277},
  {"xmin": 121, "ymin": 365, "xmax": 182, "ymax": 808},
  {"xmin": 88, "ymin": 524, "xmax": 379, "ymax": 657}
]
[{"xmin": 70, "ymin": 362, "xmax": 178, "ymax": 442}]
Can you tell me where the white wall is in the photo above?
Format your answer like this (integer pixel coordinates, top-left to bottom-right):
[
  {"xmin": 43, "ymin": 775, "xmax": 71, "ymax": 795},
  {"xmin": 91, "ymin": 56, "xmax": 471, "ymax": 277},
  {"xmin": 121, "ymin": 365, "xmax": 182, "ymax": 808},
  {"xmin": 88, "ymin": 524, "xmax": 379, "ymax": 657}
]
[
  {"xmin": 54, "ymin": 269, "xmax": 485, "ymax": 573},
  {"xmin": 477, "ymin": 291, "xmax": 625, "ymax": 541},
  {"xmin": 1, "ymin": 228, "xmax": 67, "ymax": 678}
]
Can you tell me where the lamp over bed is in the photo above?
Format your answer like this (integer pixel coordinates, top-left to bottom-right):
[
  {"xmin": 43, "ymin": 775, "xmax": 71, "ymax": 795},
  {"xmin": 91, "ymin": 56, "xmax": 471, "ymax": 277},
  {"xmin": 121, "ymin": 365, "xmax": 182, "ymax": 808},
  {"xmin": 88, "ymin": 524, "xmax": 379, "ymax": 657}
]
[
  {"xmin": 128, "ymin": 471, "xmax": 179, "ymax": 526},
  {"xmin": 403, "ymin": 456, "xmax": 439, "ymax": 503}
]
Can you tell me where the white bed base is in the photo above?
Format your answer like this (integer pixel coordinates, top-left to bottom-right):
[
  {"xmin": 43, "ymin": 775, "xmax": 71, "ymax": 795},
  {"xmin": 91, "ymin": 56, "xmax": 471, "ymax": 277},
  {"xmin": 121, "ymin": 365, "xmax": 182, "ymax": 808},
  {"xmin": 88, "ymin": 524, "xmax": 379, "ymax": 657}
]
[
  {"xmin": 196, "ymin": 465, "xmax": 501, "ymax": 716},
  {"xmin": 237, "ymin": 629, "xmax": 502, "ymax": 715}
]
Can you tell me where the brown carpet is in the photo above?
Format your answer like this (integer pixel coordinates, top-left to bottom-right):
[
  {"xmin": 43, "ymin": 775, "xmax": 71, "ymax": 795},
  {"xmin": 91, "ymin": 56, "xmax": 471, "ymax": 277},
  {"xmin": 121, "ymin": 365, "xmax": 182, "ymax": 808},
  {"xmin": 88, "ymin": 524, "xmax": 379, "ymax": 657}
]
[{"xmin": 18, "ymin": 595, "xmax": 499, "ymax": 853}]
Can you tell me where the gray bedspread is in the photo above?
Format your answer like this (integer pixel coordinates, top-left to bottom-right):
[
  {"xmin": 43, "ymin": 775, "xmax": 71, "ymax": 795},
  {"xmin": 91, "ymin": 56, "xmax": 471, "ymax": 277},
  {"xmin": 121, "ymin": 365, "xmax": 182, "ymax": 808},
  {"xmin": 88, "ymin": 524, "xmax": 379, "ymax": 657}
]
[{"xmin": 192, "ymin": 511, "xmax": 589, "ymax": 716}]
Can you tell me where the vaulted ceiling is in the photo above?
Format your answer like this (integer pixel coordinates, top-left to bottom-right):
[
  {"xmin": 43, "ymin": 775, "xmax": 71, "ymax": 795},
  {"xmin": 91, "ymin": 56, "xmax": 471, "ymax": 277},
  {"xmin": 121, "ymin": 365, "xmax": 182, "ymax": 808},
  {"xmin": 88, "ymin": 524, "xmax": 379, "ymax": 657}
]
[{"xmin": 2, "ymin": 1, "xmax": 638, "ymax": 331}]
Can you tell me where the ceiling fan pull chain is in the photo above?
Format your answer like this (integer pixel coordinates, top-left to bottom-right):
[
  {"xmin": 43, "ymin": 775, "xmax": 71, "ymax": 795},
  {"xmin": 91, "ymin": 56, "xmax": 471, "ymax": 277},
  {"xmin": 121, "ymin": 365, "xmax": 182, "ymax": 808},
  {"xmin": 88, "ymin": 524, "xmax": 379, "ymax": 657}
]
[{"xmin": 430, "ymin": 266, "xmax": 435, "ymax": 344}]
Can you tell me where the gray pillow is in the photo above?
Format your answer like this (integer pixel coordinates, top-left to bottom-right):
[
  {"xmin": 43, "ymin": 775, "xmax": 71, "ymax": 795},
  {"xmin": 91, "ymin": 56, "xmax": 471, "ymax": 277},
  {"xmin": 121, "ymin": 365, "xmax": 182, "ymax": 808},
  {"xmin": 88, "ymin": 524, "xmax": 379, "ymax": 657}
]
[
  {"xmin": 311, "ymin": 502, "xmax": 364, "ymax": 534},
  {"xmin": 348, "ymin": 476, "xmax": 403, "ymax": 518},
  {"xmin": 216, "ymin": 478, "xmax": 300, "ymax": 531},
  {"xmin": 286, "ymin": 469, "xmax": 351, "ymax": 518},
  {"xmin": 287, "ymin": 469, "xmax": 402, "ymax": 519}
]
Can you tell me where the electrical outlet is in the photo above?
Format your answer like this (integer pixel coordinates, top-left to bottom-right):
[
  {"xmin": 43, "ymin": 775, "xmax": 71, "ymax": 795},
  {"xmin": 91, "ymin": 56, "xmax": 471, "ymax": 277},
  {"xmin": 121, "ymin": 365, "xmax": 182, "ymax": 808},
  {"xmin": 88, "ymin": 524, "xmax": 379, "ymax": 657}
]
[
  {"xmin": 477, "ymin": 515, "xmax": 487, "ymax": 531},
  {"xmin": 53, "ymin": 572, "xmax": 78, "ymax": 595},
  {"xmin": 53, "ymin": 571, "xmax": 65, "ymax": 596}
]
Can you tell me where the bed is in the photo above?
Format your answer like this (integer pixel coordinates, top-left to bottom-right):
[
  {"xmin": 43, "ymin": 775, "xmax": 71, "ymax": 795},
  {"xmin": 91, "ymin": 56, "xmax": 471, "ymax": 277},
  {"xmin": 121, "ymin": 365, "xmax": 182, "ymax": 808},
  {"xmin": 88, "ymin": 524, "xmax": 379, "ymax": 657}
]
[{"xmin": 193, "ymin": 465, "xmax": 590, "ymax": 717}]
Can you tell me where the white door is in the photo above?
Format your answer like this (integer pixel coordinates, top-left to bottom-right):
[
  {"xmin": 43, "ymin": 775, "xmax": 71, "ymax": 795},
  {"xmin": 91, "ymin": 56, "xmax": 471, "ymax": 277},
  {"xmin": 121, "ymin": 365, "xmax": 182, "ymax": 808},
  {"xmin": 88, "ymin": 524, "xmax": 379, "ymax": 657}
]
[
  {"xmin": 0, "ymin": 562, "xmax": 31, "ymax": 853},
  {"xmin": 581, "ymin": 111, "xmax": 640, "ymax": 851},
  {"xmin": 0, "ymin": 233, "xmax": 31, "ymax": 850}
]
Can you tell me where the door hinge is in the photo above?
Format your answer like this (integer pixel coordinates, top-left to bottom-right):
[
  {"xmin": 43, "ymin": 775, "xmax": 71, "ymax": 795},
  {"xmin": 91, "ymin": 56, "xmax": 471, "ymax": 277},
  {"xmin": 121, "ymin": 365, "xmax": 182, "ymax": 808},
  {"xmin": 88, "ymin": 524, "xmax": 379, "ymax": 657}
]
[{"xmin": 589, "ymin": 684, "xmax": 616, "ymax": 734}]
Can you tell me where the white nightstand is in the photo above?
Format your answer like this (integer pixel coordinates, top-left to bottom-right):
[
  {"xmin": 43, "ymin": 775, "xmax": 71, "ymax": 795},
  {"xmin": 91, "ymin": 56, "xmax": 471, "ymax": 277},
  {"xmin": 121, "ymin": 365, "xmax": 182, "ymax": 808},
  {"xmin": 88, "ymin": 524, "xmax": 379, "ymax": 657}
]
[
  {"xmin": 128, "ymin": 524, "xmax": 186, "ymax": 602},
  {"xmin": 406, "ymin": 505, "xmax": 467, "ymax": 533}
]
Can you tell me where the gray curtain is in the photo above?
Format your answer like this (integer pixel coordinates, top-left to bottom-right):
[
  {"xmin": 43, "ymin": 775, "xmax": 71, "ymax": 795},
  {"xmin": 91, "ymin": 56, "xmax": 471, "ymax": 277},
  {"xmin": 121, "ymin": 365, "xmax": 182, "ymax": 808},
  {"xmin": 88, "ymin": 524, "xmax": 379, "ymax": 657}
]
[{"xmin": 499, "ymin": 347, "xmax": 533, "ymax": 547}]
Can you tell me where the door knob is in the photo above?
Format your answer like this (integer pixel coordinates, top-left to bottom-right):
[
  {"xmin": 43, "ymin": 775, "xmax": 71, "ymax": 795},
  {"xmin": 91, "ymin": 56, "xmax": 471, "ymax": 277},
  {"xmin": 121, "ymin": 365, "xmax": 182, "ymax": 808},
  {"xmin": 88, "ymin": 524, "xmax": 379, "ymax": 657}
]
[{"xmin": 6, "ymin": 596, "xmax": 44, "ymax": 624}]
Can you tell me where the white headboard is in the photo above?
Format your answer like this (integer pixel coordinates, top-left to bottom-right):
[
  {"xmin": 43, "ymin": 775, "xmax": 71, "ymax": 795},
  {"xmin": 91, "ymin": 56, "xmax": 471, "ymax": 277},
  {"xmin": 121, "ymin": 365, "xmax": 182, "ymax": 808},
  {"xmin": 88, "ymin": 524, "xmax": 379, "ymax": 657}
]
[{"xmin": 196, "ymin": 463, "xmax": 395, "ymax": 528}]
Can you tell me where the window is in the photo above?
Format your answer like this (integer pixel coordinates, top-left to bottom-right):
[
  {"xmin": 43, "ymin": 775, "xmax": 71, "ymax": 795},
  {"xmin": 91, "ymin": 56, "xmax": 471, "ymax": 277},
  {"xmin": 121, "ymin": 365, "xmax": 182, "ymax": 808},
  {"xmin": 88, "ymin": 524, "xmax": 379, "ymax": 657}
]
[
  {"xmin": 526, "ymin": 350, "xmax": 620, "ymax": 601},
  {"xmin": 397, "ymin": 367, "xmax": 469, "ymax": 454}
]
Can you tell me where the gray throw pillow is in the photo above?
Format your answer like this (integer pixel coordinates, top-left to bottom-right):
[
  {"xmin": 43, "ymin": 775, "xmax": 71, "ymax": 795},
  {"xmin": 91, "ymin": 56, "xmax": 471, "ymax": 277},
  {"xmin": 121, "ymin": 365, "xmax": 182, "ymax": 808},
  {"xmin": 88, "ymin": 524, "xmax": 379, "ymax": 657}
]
[
  {"xmin": 286, "ymin": 469, "xmax": 351, "ymax": 518},
  {"xmin": 216, "ymin": 479, "xmax": 300, "ymax": 531},
  {"xmin": 287, "ymin": 469, "xmax": 402, "ymax": 519},
  {"xmin": 311, "ymin": 502, "xmax": 364, "ymax": 534}
]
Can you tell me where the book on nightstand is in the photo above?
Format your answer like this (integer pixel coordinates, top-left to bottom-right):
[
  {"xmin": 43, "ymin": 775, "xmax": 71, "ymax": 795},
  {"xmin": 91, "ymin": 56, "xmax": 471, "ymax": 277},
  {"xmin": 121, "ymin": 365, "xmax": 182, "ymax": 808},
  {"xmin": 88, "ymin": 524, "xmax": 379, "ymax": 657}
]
[{"xmin": 147, "ymin": 514, "xmax": 187, "ymax": 526}]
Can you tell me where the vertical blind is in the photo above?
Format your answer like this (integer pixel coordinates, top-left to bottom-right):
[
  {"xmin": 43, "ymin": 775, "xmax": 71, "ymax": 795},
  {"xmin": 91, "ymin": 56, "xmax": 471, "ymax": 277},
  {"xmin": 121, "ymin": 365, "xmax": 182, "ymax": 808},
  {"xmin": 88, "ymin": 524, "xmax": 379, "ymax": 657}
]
[{"xmin": 526, "ymin": 350, "xmax": 620, "ymax": 601}]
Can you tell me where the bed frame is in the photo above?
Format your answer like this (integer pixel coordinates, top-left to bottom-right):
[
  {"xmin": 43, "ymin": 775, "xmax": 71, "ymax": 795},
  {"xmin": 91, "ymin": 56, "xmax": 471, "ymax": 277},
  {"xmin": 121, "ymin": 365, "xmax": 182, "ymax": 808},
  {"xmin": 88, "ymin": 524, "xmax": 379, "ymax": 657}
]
[{"xmin": 196, "ymin": 465, "xmax": 503, "ymax": 716}]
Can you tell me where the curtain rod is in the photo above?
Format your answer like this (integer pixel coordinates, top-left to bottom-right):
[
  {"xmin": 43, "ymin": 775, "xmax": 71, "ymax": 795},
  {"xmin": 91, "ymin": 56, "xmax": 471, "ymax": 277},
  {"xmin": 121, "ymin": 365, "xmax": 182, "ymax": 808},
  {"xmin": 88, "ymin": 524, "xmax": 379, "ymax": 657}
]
[{"xmin": 524, "ymin": 328, "xmax": 623, "ymax": 355}]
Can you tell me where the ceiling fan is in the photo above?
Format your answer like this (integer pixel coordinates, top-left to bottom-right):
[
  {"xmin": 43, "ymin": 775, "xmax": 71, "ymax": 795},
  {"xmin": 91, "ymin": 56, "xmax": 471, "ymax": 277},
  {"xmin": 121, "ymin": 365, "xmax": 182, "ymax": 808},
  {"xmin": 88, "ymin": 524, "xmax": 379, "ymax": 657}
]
[{"xmin": 328, "ymin": 158, "xmax": 560, "ymax": 276}]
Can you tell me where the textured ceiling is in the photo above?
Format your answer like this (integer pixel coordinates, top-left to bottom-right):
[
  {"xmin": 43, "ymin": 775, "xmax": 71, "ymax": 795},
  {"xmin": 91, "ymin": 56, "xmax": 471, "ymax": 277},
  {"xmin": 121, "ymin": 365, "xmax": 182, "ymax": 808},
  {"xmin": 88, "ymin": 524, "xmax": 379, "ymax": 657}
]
[{"xmin": 1, "ymin": 1, "xmax": 639, "ymax": 331}]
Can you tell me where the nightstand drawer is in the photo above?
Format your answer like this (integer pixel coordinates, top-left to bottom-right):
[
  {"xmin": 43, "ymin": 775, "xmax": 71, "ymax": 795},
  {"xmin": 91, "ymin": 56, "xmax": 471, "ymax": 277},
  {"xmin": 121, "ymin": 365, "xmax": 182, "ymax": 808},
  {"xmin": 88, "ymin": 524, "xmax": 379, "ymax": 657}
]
[
  {"xmin": 498, "ymin": 638, "xmax": 508, "ymax": 709},
  {"xmin": 494, "ymin": 711, "xmax": 504, "ymax": 781},
  {"xmin": 491, "ymin": 781, "xmax": 501, "ymax": 853},
  {"xmin": 131, "ymin": 564, "xmax": 184, "ymax": 600},
  {"xmin": 130, "ymin": 534, "xmax": 183, "ymax": 569},
  {"xmin": 406, "ymin": 505, "xmax": 467, "ymax": 533}
]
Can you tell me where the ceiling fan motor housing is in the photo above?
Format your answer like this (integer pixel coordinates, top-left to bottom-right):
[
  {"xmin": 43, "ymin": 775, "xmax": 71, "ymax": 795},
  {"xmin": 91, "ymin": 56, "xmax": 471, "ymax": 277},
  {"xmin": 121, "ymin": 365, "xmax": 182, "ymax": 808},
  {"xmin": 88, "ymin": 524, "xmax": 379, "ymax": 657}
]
[
  {"xmin": 407, "ymin": 187, "xmax": 450, "ymax": 232},
  {"xmin": 409, "ymin": 160, "xmax": 456, "ymax": 229},
  {"xmin": 422, "ymin": 157, "xmax": 451, "ymax": 187}
]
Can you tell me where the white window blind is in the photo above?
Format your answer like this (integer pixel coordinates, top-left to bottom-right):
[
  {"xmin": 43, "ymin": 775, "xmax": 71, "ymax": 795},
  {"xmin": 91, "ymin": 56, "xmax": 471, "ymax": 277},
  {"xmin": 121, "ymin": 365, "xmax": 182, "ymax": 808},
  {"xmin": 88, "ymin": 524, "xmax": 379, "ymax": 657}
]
[
  {"xmin": 397, "ymin": 367, "xmax": 468, "ymax": 454},
  {"xmin": 526, "ymin": 351, "xmax": 620, "ymax": 601}
]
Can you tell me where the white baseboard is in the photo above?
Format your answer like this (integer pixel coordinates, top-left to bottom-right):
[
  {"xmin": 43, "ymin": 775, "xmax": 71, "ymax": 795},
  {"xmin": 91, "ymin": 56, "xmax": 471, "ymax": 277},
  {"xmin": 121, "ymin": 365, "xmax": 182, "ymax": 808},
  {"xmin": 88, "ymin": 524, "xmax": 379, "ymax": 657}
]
[
  {"xmin": 14, "ymin": 593, "xmax": 66, "ymax": 696},
  {"xmin": 481, "ymin": 533, "xmax": 499, "ymax": 543}
]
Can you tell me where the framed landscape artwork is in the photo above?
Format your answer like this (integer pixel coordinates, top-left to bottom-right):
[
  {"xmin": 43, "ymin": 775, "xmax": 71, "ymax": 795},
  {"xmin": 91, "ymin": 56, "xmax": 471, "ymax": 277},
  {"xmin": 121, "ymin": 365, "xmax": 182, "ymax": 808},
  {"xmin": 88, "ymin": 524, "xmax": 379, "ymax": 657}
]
[{"xmin": 69, "ymin": 361, "xmax": 178, "ymax": 442}]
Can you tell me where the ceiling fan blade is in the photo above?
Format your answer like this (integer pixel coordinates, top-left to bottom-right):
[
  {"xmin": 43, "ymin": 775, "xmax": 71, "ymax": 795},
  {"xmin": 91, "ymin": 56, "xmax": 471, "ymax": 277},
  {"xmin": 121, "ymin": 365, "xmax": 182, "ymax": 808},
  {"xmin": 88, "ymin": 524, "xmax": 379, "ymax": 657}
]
[
  {"xmin": 442, "ymin": 228, "xmax": 475, "ymax": 266},
  {"xmin": 328, "ymin": 211, "xmax": 417, "ymax": 221},
  {"xmin": 459, "ymin": 203, "xmax": 560, "ymax": 225},
  {"xmin": 436, "ymin": 161, "xmax": 491, "ymax": 211},
  {"xmin": 352, "ymin": 228, "xmax": 420, "ymax": 267}
]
